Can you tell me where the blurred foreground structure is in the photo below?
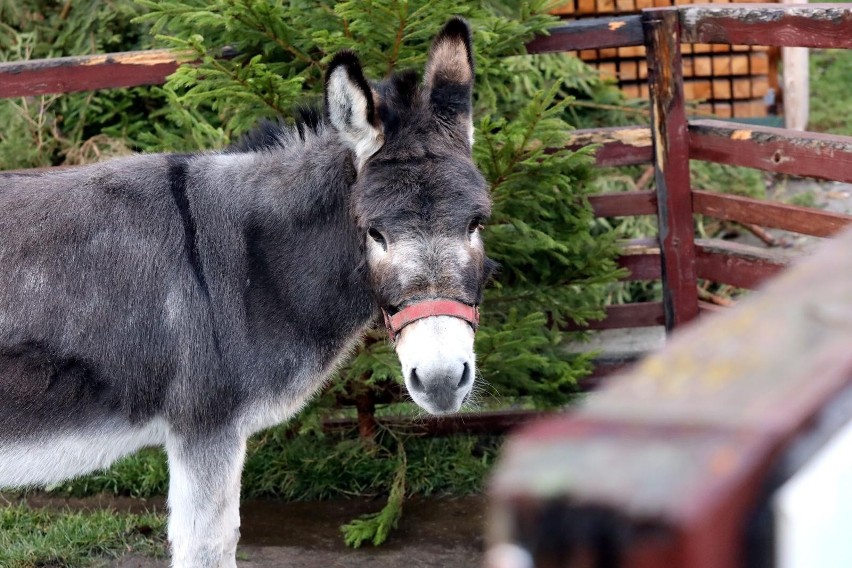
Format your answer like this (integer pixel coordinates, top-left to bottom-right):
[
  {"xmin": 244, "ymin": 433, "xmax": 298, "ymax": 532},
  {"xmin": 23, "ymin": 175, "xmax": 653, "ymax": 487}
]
[{"xmin": 488, "ymin": 222, "xmax": 852, "ymax": 567}]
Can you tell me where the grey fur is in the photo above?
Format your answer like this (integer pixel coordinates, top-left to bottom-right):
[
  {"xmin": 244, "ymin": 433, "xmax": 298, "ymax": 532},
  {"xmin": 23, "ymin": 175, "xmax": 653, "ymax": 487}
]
[{"xmin": 0, "ymin": 17, "xmax": 492, "ymax": 567}]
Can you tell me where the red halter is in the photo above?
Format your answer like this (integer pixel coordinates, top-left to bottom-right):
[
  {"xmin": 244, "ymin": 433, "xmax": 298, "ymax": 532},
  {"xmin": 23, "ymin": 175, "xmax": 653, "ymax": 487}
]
[{"xmin": 382, "ymin": 299, "xmax": 480, "ymax": 343}]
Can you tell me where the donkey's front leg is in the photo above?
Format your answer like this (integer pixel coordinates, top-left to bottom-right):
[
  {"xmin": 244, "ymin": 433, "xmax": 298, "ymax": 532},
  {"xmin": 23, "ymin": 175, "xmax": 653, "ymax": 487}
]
[{"xmin": 165, "ymin": 430, "xmax": 246, "ymax": 568}]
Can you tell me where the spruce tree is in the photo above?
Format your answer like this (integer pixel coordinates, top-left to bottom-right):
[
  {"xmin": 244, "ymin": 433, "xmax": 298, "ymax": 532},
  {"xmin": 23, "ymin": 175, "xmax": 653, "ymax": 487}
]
[
  {"xmin": 133, "ymin": 0, "xmax": 622, "ymax": 405},
  {"xmin": 132, "ymin": 1, "xmax": 623, "ymax": 543}
]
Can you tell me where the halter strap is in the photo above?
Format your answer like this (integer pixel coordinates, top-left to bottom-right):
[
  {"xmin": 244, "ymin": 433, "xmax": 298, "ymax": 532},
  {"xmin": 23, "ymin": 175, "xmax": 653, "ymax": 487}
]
[{"xmin": 382, "ymin": 299, "xmax": 480, "ymax": 342}]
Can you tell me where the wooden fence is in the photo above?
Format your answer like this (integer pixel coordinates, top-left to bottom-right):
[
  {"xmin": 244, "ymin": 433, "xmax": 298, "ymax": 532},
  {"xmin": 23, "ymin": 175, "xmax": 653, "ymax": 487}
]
[
  {"xmin": 489, "ymin": 4, "xmax": 852, "ymax": 567},
  {"xmin": 527, "ymin": 3, "xmax": 852, "ymax": 336},
  {"xmin": 2, "ymin": 4, "xmax": 851, "ymax": 436}
]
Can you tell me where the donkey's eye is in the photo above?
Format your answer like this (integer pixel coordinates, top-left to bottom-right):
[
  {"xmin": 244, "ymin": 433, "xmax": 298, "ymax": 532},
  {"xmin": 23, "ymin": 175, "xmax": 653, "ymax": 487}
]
[
  {"xmin": 468, "ymin": 219, "xmax": 484, "ymax": 235},
  {"xmin": 368, "ymin": 228, "xmax": 387, "ymax": 251}
]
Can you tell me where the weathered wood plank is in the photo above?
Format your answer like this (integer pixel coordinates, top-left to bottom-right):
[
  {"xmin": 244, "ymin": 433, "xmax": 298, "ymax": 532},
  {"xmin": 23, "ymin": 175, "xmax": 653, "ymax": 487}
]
[
  {"xmin": 693, "ymin": 189, "xmax": 852, "ymax": 237},
  {"xmin": 560, "ymin": 302, "xmax": 666, "ymax": 331},
  {"xmin": 489, "ymin": 227, "xmax": 852, "ymax": 568},
  {"xmin": 0, "ymin": 49, "xmax": 187, "ymax": 98},
  {"xmin": 588, "ymin": 190, "xmax": 657, "ymax": 217},
  {"xmin": 644, "ymin": 9, "xmax": 700, "ymax": 331},
  {"xmin": 616, "ymin": 238, "xmax": 662, "ymax": 281},
  {"xmin": 679, "ymin": 4, "xmax": 852, "ymax": 49},
  {"xmin": 695, "ymin": 238, "xmax": 790, "ymax": 289},
  {"xmin": 526, "ymin": 16, "xmax": 645, "ymax": 53},
  {"xmin": 618, "ymin": 252, "xmax": 662, "ymax": 281},
  {"xmin": 566, "ymin": 126, "xmax": 654, "ymax": 167},
  {"xmin": 689, "ymin": 119, "xmax": 852, "ymax": 183},
  {"xmin": 781, "ymin": 0, "xmax": 811, "ymax": 130}
]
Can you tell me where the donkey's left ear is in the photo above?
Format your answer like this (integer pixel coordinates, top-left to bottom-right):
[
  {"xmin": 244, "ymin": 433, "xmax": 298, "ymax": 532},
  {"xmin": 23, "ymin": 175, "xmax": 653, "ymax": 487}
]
[
  {"xmin": 424, "ymin": 17, "xmax": 474, "ymax": 146},
  {"xmin": 325, "ymin": 50, "xmax": 384, "ymax": 170}
]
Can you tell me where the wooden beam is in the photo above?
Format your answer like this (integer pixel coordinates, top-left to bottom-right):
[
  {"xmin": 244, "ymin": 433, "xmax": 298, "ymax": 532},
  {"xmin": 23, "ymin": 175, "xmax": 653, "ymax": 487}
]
[
  {"xmin": 689, "ymin": 119, "xmax": 852, "ymax": 183},
  {"xmin": 695, "ymin": 238, "xmax": 790, "ymax": 289},
  {"xmin": 781, "ymin": 0, "xmax": 810, "ymax": 130},
  {"xmin": 618, "ymin": 252, "xmax": 662, "ymax": 281},
  {"xmin": 0, "ymin": 49, "xmax": 187, "ymax": 98},
  {"xmin": 526, "ymin": 16, "xmax": 645, "ymax": 53},
  {"xmin": 679, "ymin": 3, "xmax": 852, "ymax": 49},
  {"xmin": 617, "ymin": 238, "xmax": 662, "ymax": 281},
  {"xmin": 588, "ymin": 190, "xmax": 658, "ymax": 217},
  {"xmin": 560, "ymin": 302, "xmax": 666, "ymax": 331},
  {"xmin": 644, "ymin": 9, "xmax": 700, "ymax": 331},
  {"xmin": 566, "ymin": 126, "xmax": 653, "ymax": 167},
  {"xmin": 693, "ymin": 189, "xmax": 852, "ymax": 238}
]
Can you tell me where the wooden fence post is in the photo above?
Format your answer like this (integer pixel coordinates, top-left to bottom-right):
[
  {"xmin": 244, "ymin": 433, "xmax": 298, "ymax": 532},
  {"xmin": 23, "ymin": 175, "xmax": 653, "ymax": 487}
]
[{"xmin": 643, "ymin": 8, "xmax": 699, "ymax": 331}]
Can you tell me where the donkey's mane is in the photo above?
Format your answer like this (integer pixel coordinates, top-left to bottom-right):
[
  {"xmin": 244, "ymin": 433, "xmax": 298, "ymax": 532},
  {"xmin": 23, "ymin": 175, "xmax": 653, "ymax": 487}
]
[{"xmin": 227, "ymin": 106, "xmax": 323, "ymax": 153}]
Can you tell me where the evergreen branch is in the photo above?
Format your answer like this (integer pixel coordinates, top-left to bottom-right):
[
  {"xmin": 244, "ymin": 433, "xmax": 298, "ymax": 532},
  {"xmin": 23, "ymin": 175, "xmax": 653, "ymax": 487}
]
[
  {"xmin": 341, "ymin": 437, "xmax": 407, "ymax": 548},
  {"xmin": 203, "ymin": 56, "xmax": 289, "ymax": 117},
  {"xmin": 489, "ymin": 103, "xmax": 545, "ymax": 195},
  {"xmin": 227, "ymin": 5, "xmax": 317, "ymax": 67}
]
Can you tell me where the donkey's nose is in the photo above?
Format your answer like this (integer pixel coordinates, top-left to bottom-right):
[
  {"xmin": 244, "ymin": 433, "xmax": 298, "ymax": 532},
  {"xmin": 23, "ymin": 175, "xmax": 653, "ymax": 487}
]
[
  {"xmin": 407, "ymin": 360, "xmax": 470, "ymax": 413},
  {"xmin": 458, "ymin": 362, "xmax": 472, "ymax": 389}
]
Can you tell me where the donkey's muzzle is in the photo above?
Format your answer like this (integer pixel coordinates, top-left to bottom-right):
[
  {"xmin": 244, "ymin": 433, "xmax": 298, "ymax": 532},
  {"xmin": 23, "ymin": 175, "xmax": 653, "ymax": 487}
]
[
  {"xmin": 407, "ymin": 362, "xmax": 472, "ymax": 413},
  {"xmin": 394, "ymin": 313, "xmax": 476, "ymax": 415}
]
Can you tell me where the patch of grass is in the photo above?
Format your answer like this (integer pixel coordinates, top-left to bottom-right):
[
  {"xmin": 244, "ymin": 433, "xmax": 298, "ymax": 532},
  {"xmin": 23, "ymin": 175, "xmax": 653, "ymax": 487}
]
[
  {"xmin": 38, "ymin": 427, "xmax": 499, "ymax": 502},
  {"xmin": 690, "ymin": 161, "xmax": 766, "ymax": 199},
  {"xmin": 809, "ymin": 49, "xmax": 852, "ymax": 135},
  {"xmin": 0, "ymin": 503, "xmax": 166, "ymax": 568},
  {"xmin": 49, "ymin": 448, "xmax": 170, "ymax": 498},
  {"xmin": 786, "ymin": 190, "xmax": 819, "ymax": 209}
]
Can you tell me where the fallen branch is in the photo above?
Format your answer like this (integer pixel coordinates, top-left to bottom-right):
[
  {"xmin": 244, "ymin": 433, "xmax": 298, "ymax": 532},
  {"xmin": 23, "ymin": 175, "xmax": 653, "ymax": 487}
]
[{"xmin": 739, "ymin": 222, "xmax": 792, "ymax": 248}]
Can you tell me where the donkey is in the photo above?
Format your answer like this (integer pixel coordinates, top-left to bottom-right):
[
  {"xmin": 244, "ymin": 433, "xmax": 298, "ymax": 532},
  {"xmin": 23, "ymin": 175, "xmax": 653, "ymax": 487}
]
[{"xmin": 0, "ymin": 17, "xmax": 494, "ymax": 568}]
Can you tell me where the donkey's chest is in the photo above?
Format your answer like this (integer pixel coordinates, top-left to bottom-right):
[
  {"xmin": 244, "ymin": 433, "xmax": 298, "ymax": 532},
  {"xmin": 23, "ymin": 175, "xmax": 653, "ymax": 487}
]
[{"xmin": 236, "ymin": 327, "xmax": 369, "ymax": 435}]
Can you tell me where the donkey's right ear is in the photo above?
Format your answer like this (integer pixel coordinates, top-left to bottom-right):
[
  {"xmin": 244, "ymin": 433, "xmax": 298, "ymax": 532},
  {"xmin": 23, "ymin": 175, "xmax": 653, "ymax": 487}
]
[{"xmin": 324, "ymin": 50, "xmax": 384, "ymax": 170}]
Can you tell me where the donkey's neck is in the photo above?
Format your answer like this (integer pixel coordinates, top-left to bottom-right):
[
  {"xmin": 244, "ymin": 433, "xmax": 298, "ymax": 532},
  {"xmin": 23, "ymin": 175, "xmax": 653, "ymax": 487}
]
[{"xmin": 190, "ymin": 134, "xmax": 377, "ymax": 396}]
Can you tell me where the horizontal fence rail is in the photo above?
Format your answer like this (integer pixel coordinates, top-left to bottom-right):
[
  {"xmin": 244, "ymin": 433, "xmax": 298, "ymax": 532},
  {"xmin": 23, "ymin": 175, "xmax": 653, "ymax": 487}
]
[
  {"xmin": 679, "ymin": 3, "xmax": 852, "ymax": 49},
  {"xmin": 588, "ymin": 190, "xmax": 657, "ymax": 216},
  {"xmin": 690, "ymin": 119, "xmax": 852, "ymax": 183},
  {"xmin": 525, "ymin": 15, "xmax": 644, "ymax": 53},
  {"xmin": 695, "ymin": 237, "xmax": 790, "ymax": 289},
  {"xmin": 560, "ymin": 302, "xmax": 665, "ymax": 331},
  {"xmin": 693, "ymin": 189, "xmax": 852, "ymax": 237},
  {"xmin": 0, "ymin": 49, "xmax": 186, "ymax": 98},
  {"xmin": 566, "ymin": 126, "xmax": 653, "ymax": 167}
]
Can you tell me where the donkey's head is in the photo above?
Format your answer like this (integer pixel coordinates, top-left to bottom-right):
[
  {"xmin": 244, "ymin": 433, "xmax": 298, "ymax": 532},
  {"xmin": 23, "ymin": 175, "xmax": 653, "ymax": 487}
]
[{"xmin": 325, "ymin": 18, "xmax": 495, "ymax": 414}]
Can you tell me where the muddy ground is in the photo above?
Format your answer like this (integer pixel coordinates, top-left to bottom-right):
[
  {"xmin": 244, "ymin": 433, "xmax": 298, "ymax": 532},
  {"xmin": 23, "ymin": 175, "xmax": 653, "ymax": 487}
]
[{"xmin": 20, "ymin": 494, "xmax": 487, "ymax": 568}]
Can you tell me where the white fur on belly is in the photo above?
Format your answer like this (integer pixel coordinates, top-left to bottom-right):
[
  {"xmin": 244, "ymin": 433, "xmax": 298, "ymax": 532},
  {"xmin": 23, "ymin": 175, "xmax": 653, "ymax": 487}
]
[{"xmin": 0, "ymin": 418, "xmax": 168, "ymax": 488}]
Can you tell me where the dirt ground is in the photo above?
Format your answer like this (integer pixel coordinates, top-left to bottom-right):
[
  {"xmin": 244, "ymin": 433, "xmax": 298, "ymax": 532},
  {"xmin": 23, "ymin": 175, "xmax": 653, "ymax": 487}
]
[{"xmin": 81, "ymin": 495, "xmax": 487, "ymax": 568}]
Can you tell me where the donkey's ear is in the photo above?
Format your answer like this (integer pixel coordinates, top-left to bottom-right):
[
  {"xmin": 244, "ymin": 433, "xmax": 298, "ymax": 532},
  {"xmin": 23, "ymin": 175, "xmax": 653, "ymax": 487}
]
[
  {"xmin": 424, "ymin": 17, "xmax": 474, "ymax": 145},
  {"xmin": 324, "ymin": 50, "xmax": 384, "ymax": 170}
]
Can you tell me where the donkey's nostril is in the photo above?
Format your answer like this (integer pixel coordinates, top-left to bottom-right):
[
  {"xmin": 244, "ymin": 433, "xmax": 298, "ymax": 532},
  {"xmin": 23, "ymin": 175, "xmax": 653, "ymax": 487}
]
[
  {"xmin": 458, "ymin": 362, "xmax": 471, "ymax": 390},
  {"xmin": 409, "ymin": 368, "xmax": 425, "ymax": 392}
]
